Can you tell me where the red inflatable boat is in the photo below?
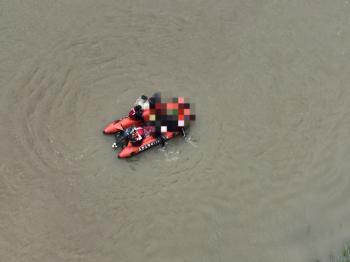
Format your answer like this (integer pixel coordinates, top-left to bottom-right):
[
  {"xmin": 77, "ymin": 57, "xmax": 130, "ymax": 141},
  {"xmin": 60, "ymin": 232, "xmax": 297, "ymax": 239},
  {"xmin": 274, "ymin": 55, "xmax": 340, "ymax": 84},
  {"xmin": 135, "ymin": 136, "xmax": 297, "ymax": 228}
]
[
  {"xmin": 103, "ymin": 117, "xmax": 140, "ymax": 134},
  {"xmin": 103, "ymin": 110, "xmax": 150, "ymax": 134},
  {"xmin": 118, "ymin": 132, "xmax": 177, "ymax": 158}
]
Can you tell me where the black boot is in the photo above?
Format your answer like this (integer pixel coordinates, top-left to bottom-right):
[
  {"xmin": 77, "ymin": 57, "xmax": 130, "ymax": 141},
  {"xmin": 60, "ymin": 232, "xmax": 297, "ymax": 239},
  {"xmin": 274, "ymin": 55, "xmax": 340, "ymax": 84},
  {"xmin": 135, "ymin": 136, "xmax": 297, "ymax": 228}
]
[{"xmin": 160, "ymin": 136, "xmax": 165, "ymax": 147}]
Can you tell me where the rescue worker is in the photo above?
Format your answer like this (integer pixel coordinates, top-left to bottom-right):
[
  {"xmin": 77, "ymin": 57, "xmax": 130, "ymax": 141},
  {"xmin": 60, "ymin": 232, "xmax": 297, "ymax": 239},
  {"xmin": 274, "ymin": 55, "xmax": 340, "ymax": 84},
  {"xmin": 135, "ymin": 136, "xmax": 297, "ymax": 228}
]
[
  {"xmin": 128, "ymin": 105, "xmax": 143, "ymax": 121},
  {"xmin": 129, "ymin": 126, "xmax": 145, "ymax": 146}
]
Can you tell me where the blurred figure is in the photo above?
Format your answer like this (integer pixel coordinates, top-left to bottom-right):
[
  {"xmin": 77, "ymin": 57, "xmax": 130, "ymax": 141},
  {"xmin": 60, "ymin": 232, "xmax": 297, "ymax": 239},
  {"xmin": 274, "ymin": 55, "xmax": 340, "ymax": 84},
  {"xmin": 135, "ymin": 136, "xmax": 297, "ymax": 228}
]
[
  {"xmin": 128, "ymin": 126, "xmax": 145, "ymax": 146},
  {"xmin": 128, "ymin": 105, "xmax": 143, "ymax": 121}
]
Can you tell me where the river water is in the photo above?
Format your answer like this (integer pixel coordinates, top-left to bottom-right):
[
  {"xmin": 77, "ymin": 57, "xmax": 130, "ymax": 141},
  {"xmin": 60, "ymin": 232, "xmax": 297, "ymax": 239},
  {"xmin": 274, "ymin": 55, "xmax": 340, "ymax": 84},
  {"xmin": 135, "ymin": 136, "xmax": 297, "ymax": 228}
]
[{"xmin": 1, "ymin": 1, "xmax": 350, "ymax": 261}]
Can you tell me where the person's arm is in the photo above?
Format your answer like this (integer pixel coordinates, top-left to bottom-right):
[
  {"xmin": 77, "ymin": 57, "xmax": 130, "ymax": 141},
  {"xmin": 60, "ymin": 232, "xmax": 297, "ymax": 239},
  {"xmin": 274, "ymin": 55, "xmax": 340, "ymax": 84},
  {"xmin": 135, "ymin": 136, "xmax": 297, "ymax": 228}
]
[{"xmin": 180, "ymin": 127, "xmax": 186, "ymax": 137}]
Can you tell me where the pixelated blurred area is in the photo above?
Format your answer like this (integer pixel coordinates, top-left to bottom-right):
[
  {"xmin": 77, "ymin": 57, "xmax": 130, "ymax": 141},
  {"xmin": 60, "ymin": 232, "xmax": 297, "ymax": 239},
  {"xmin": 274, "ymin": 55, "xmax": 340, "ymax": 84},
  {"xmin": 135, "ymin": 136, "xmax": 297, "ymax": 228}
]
[{"xmin": 145, "ymin": 96, "xmax": 196, "ymax": 133}]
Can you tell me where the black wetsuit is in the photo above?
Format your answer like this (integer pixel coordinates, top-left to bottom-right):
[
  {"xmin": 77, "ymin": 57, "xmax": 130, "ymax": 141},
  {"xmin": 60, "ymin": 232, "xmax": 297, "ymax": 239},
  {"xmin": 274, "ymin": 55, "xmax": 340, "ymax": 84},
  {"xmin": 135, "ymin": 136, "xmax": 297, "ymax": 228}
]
[
  {"xmin": 134, "ymin": 109, "xmax": 143, "ymax": 121},
  {"xmin": 129, "ymin": 106, "xmax": 144, "ymax": 121}
]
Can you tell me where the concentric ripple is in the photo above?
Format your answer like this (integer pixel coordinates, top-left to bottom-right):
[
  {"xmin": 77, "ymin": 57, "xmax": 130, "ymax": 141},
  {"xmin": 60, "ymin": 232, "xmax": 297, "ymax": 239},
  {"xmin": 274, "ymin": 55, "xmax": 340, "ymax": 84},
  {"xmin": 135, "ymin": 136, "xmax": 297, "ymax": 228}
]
[{"xmin": 2, "ymin": 1, "xmax": 350, "ymax": 262}]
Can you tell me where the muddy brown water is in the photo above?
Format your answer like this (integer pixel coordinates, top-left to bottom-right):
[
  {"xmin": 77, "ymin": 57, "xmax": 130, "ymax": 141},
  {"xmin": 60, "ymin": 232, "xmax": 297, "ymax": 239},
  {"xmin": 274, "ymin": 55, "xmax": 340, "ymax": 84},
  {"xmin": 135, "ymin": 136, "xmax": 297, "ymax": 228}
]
[{"xmin": 1, "ymin": 1, "xmax": 350, "ymax": 261}]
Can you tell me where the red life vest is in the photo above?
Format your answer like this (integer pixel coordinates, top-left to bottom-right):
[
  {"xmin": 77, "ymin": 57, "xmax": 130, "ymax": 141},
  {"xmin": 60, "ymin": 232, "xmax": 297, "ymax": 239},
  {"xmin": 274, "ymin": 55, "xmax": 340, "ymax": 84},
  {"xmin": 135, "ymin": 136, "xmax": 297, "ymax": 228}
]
[
  {"xmin": 131, "ymin": 127, "xmax": 145, "ymax": 142},
  {"xmin": 135, "ymin": 127, "xmax": 144, "ymax": 137}
]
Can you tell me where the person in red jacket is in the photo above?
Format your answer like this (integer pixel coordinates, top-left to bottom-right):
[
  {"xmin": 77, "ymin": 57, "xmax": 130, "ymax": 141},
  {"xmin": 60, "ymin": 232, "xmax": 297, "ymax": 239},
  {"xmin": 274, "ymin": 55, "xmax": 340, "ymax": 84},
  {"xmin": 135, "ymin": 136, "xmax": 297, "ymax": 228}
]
[{"xmin": 129, "ymin": 126, "xmax": 145, "ymax": 146}]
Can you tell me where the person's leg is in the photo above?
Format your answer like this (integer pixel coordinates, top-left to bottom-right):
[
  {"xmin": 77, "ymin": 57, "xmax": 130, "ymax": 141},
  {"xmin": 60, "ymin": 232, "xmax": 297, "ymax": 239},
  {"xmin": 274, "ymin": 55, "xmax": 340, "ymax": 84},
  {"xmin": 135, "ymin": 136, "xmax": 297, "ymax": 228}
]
[
  {"xmin": 132, "ymin": 140, "xmax": 142, "ymax": 147},
  {"xmin": 160, "ymin": 136, "xmax": 165, "ymax": 146},
  {"xmin": 180, "ymin": 127, "xmax": 186, "ymax": 137},
  {"xmin": 153, "ymin": 128, "xmax": 165, "ymax": 147}
]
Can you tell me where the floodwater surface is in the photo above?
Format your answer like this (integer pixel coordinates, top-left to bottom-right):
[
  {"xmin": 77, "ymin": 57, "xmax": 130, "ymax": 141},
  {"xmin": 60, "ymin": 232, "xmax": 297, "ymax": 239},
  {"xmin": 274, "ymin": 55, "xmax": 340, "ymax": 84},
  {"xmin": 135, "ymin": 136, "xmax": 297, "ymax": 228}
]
[{"xmin": 1, "ymin": 1, "xmax": 350, "ymax": 261}]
